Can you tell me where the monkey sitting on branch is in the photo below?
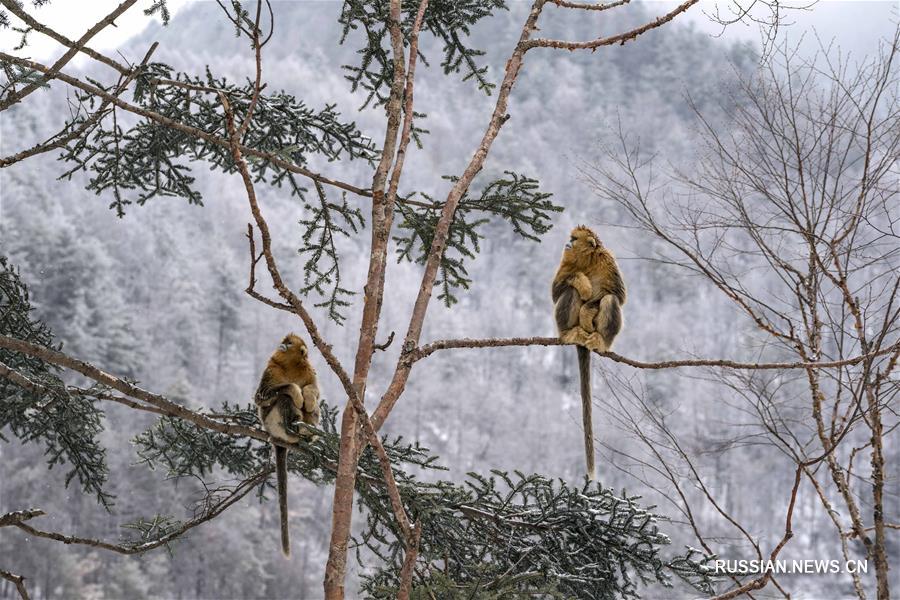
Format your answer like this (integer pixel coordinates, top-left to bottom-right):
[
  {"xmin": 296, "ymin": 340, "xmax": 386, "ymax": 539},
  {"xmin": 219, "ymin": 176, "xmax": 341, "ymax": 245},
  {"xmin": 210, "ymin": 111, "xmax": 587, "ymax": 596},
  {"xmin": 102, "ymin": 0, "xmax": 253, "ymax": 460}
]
[
  {"xmin": 551, "ymin": 225, "xmax": 626, "ymax": 480},
  {"xmin": 255, "ymin": 333, "xmax": 321, "ymax": 558}
]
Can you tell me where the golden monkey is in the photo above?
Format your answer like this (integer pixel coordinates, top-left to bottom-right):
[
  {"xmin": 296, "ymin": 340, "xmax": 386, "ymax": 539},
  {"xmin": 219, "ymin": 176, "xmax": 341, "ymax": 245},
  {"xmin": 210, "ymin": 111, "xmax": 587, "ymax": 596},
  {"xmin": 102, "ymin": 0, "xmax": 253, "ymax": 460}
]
[
  {"xmin": 255, "ymin": 333, "xmax": 320, "ymax": 557},
  {"xmin": 551, "ymin": 226, "xmax": 626, "ymax": 480}
]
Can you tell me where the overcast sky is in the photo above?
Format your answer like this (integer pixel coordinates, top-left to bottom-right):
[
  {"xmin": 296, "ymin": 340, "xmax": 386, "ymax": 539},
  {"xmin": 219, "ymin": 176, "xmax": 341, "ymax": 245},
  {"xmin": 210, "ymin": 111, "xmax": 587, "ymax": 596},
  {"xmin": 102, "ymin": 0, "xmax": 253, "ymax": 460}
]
[{"xmin": 1, "ymin": 1, "xmax": 896, "ymax": 66}]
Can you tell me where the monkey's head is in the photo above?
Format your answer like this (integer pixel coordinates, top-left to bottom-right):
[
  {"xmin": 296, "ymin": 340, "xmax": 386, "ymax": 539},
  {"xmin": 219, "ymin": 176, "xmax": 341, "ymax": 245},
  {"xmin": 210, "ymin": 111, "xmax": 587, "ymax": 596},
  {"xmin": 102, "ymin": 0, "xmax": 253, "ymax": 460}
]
[
  {"xmin": 564, "ymin": 225, "xmax": 603, "ymax": 265},
  {"xmin": 273, "ymin": 333, "xmax": 309, "ymax": 364}
]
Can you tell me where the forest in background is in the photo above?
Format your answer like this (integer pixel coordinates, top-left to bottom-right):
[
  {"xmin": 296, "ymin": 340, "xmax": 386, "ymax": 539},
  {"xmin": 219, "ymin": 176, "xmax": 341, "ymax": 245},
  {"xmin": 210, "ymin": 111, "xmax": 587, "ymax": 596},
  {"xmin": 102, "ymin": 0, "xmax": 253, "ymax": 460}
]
[{"xmin": 1, "ymin": 2, "xmax": 896, "ymax": 598}]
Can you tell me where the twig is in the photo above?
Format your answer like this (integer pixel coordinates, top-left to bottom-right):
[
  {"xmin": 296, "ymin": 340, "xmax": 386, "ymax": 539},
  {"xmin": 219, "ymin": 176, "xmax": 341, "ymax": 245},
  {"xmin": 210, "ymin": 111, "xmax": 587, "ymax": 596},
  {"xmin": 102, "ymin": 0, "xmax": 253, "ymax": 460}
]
[
  {"xmin": 0, "ymin": 509, "xmax": 44, "ymax": 527},
  {"xmin": 0, "ymin": 570, "xmax": 30, "ymax": 600},
  {"xmin": 244, "ymin": 224, "xmax": 293, "ymax": 311},
  {"xmin": 373, "ymin": 332, "xmax": 396, "ymax": 352},
  {"xmin": 236, "ymin": 0, "xmax": 265, "ymax": 139},
  {"xmin": 844, "ymin": 523, "xmax": 900, "ymax": 538},
  {"xmin": 220, "ymin": 93, "xmax": 354, "ymax": 398}
]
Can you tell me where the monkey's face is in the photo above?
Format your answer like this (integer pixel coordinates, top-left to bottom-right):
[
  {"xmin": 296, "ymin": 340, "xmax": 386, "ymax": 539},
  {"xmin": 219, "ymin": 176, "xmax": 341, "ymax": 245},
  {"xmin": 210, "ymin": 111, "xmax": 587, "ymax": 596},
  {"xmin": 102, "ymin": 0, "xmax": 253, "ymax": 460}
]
[
  {"xmin": 274, "ymin": 333, "xmax": 308, "ymax": 363},
  {"xmin": 564, "ymin": 226, "xmax": 601, "ymax": 264}
]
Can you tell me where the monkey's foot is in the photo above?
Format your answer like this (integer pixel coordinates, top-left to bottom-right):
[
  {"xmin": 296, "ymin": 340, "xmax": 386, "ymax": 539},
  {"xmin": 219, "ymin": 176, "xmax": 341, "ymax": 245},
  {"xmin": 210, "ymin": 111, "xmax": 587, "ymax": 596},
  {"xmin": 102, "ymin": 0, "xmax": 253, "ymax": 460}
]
[
  {"xmin": 561, "ymin": 327, "xmax": 592, "ymax": 346},
  {"xmin": 584, "ymin": 332, "xmax": 610, "ymax": 353}
]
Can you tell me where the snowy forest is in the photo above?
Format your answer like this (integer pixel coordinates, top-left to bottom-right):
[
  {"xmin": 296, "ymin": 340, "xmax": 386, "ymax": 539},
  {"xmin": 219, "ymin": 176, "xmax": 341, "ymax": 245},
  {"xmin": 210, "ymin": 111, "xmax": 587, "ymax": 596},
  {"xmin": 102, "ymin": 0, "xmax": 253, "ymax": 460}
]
[{"xmin": 0, "ymin": 1, "xmax": 898, "ymax": 599}]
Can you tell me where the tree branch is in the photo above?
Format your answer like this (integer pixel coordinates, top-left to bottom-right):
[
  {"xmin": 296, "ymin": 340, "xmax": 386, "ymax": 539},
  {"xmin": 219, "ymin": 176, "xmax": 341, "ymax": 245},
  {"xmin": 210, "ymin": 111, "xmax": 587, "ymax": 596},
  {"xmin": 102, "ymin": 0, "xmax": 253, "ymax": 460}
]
[
  {"xmin": 0, "ymin": 42, "xmax": 158, "ymax": 168},
  {"xmin": 525, "ymin": 0, "xmax": 698, "ymax": 50},
  {"xmin": 11, "ymin": 470, "xmax": 270, "ymax": 555},
  {"xmin": 0, "ymin": 334, "xmax": 264, "ymax": 441},
  {"xmin": 219, "ymin": 93, "xmax": 356, "ymax": 398},
  {"xmin": 0, "ymin": 569, "xmax": 30, "ymax": 600},
  {"xmin": 0, "ymin": 52, "xmax": 370, "ymax": 199},
  {"xmin": 406, "ymin": 336, "xmax": 900, "ymax": 370},
  {"xmin": 220, "ymin": 90, "xmax": 416, "ymax": 599},
  {"xmin": 709, "ymin": 467, "xmax": 802, "ymax": 600},
  {"xmin": 0, "ymin": 0, "xmax": 138, "ymax": 110},
  {"xmin": 244, "ymin": 224, "xmax": 294, "ymax": 312},
  {"xmin": 0, "ymin": 509, "xmax": 44, "ymax": 528},
  {"xmin": 551, "ymin": 0, "xmax": 630, "ymax": 11},
  {"xmin": 371, "ymin": 0, "xmax": 548, "ymax": 433},
  {"xmin": 325, "ymin": 0, "xmax": 429, "ymax": 594},
  {"xmin": 0, "ymin": 0, "xmax": 131, "ymax": 75}
]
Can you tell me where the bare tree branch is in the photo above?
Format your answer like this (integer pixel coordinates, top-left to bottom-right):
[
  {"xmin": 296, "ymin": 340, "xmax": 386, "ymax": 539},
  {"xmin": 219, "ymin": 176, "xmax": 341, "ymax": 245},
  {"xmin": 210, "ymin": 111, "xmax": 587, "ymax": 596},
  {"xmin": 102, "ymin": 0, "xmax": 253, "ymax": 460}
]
[
  {"xmin": 0, "ymin": 569, "xmax": 30, "ymax": 600},
  {"xmin": 406, "ymin": 336, "xmax": 900, "ymax": 370},
  {"xmin": 709, "ymin": 467, "xmax": 803, "ymax": 600},
  {"xmin": 551, "ymin": 0, "xmax": 629, "ymax": 11},
  {"xmin": 0, "ymin": 0, "xmax": 131, "ymax": 75},
  {"xmin": 0, "ymin": 509, "xmax": 44, "ymax": 528},
  {"xmin": 0, "ymin": 0, "xmax": 138, "ymax": 110},
  {"xmin": 12, "ymin": 470, "xmax": 270, "ymax": 555},
  {"xmin": 525, "ymin": 0, "xmax": 698, "ymax": 51}
]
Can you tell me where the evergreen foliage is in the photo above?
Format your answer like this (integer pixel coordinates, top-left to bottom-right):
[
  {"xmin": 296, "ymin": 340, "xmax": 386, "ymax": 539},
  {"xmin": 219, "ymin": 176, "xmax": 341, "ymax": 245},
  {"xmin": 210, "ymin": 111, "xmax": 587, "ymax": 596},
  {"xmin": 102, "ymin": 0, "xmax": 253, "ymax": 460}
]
[
  {"xmin": 60, "ymin": 62, "xmax": 378, "ymax": 214},
  {"xmin": 395, "ymin": 172, "xmax": 561, "ymax": 306},
  {"xmin": 0, "ymin": 257, "xmax": 112, "ymax": 507},
  {"xmin": 339, "ymin": 0, "xmax": 507, "ymax": 108},
  {"xmin": 131, "ymin": 400, "xmax": 715, "ymax": 597},
  {"xmin": 0, "ymin": 49, "xmax": 565, "ymax": 321}
]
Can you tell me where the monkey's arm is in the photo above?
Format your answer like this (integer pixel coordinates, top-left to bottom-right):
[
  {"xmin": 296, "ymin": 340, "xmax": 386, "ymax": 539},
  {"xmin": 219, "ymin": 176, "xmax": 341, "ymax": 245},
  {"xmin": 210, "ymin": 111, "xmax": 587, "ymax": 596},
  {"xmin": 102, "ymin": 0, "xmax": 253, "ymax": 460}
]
[
  {"xmin": 301, "ymin": 385, "xmax": 321, "ymax": 428},
  {"xmin": 301, "ymin": 382, "xmax": 319, "ymax": 413},
  {"xmin": 570, "ymin": 272, "xmax": 593, "ymax": 301},
  {"xmin": 255, "ymin": 371, "xmax": 279, "ymax": 407},
  {"xmin": 281, "ymin": 383, "xmax": 305, "ymax": 415}
]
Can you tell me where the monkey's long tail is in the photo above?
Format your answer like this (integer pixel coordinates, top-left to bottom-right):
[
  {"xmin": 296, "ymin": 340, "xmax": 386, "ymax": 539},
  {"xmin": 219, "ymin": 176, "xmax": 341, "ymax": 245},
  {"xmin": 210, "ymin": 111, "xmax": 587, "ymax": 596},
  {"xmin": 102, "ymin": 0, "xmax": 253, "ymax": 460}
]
[
  {"xmin": 577, "ymin": 345, "xmax": 596, "ymax": 480},
  {"xmin": 275, "ymin": 444, "xmax": 291, "ymax": 557}
]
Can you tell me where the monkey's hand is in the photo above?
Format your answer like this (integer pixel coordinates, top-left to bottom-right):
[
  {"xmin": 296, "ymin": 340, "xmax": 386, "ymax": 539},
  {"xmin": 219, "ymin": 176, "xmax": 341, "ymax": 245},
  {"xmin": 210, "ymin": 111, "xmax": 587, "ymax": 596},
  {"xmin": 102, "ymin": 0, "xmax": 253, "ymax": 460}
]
[
  {"xmin": 254, "ymin": 391, "xmax": 277, "ymax": 408},
  {"xmin": 284, "ymin": 383, "xmax": 305, "ymax": 414},
  {"xmin": 298, "ymin": 383, "xmax": 321, "ymax": 434},
  {"xmin": 578, "ymin": 302, "xmax": 600, "ymax": 332},
  {"xmin": 301, "ymin": 383, "xmax": 319, "ymax": 415},
  {"xmin": 301, "ymin": 404, "xmax": 321, "ymax": 427},
  {"xmin": 569, "ymin": 272, "xmax": 593, "ymax": 301}
]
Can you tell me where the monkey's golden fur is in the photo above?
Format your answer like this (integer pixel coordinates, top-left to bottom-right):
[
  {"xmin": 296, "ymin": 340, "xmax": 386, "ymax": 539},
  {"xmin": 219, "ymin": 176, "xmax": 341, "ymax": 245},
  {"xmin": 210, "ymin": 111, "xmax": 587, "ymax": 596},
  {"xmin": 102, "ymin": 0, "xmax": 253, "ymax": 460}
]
[
  {"xmin": 255, "ymin": 333, "xmax": 320, "ymax": 558},
  {"xmin": 551, "ymin": 226, "xmax": 626, "ymax": 480},
  {"xmin": 256, "ymin": 333, "xmax": 320, "ymax": 438},
  {"xmin": 552, "ymin": 225, "xmax": 626, "ymax": 351}
]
